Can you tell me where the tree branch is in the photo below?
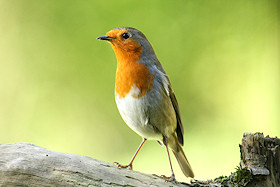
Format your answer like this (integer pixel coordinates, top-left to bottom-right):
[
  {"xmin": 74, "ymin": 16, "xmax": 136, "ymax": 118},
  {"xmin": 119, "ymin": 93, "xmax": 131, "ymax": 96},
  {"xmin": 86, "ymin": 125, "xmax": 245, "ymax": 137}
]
[{"xmin": 0, "ymin": 132, "xmax": 279, "ymax": 186}]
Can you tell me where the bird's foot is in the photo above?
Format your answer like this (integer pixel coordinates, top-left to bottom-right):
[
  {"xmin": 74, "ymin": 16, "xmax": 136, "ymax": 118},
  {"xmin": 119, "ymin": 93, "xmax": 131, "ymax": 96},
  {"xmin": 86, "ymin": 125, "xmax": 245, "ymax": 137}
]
[
  {"xmin": 114, "ymin": 162, "xmax": 133, "ymax": 170},
  {"xmin": 160, "ymin": 174, "xmax": 177, "ymax": 183}
]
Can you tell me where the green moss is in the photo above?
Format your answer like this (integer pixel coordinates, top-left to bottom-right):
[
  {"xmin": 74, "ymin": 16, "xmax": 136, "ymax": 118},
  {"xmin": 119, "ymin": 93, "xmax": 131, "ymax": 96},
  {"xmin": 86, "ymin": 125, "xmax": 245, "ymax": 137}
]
[
  {"xmin": 214, "ymin": 166, "xmax": 253, "ymax": 186},
  {"xmin": 214, "ymin": 175, "xmax": 230, "ymax": 185}
]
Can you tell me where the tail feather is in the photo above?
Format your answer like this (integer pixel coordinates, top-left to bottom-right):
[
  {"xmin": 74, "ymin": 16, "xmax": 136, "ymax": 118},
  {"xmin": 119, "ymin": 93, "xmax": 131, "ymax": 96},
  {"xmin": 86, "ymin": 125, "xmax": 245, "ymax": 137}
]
[{"xmin": 172, "ymin": 145, "xmax": 194, "ymax": 178}]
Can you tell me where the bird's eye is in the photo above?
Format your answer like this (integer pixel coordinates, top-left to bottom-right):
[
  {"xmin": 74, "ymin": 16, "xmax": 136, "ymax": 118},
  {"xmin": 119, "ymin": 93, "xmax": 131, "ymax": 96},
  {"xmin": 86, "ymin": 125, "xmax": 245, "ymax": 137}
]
[{"xmin": 122, "ymin": 32, "xmax": 130, "ymax": 39}]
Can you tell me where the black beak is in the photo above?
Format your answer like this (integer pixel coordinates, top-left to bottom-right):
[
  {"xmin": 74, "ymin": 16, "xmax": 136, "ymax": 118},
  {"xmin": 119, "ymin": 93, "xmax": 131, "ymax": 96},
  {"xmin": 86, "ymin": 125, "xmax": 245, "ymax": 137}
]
[{"xmin": 96, "ymin": 35, "xmax": 113, "ymax": 41}]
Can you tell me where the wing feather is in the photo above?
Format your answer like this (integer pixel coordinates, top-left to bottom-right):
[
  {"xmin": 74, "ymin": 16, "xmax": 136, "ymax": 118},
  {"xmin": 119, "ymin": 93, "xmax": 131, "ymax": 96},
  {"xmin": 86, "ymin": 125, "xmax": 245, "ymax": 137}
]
[
  {"xmin": 168, "ymin": 83, "xmax": 184, "ymax": 145},
  {"xmin": 154, "ymin": 65, "xmax": 184, "ymax": 145}
]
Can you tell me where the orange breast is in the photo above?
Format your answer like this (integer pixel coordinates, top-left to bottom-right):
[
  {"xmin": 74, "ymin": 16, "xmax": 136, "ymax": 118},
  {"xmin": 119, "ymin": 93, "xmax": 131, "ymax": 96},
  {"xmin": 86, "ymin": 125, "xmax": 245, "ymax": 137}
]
[{"xmin": 114, "ymin": 46, "xmax": 154, "ymax": 98}]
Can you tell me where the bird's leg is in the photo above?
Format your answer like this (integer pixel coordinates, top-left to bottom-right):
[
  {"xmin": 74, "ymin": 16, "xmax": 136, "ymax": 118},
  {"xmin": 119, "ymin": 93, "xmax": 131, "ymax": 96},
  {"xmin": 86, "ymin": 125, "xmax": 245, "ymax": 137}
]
[
  {"xmin": 114, "ymin": 138, "xmax": 147, "ymax": 170},
  {"xmin": 160, "ymin": 136, "xmax": 177, "ymax": 183}
]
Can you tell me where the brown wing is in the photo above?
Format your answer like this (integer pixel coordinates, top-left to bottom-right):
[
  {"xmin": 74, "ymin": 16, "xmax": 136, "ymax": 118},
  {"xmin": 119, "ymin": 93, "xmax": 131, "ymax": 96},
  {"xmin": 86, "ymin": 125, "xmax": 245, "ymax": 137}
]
[
  {"xmin": 168, "ymin": 83, "xmax": 184, "ymax": 145},
  {"xmin": 154, "ymin": 62, "xmax": 184, "ymax": 145}
]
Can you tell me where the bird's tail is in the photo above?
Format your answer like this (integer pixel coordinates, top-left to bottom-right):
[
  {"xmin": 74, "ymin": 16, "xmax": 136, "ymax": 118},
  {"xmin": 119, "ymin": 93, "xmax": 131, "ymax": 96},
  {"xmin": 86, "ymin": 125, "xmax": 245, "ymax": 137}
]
[{"xmin": 172, "ymin": 144, "xmax": 194, "ymax": 178}]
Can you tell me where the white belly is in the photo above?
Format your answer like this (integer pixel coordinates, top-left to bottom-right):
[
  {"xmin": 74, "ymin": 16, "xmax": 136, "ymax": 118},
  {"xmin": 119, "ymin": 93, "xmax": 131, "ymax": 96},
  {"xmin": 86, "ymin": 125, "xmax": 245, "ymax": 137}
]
[{"xmin": 115, "ymin": 85, "xmax": 162, "ymax": 140}]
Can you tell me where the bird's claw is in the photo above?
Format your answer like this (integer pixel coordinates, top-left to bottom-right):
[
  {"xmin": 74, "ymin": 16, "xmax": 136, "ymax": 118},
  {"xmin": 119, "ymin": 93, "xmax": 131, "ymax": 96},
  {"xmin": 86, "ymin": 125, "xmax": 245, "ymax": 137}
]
[
  {"xmin": 114, "ymin": 162, "xmax": 133, "ymax": 170},
  {"xmin": 160, "ymin": 175, "xmax": 177, "ymax": 183}
]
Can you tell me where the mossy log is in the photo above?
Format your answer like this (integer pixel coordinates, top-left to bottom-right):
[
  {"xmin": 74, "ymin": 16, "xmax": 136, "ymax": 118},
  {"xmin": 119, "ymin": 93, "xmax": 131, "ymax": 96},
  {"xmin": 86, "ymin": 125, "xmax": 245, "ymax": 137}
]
[{"xmin": 0, "ymin": 132, "xmax": 279, "ymax": 187}]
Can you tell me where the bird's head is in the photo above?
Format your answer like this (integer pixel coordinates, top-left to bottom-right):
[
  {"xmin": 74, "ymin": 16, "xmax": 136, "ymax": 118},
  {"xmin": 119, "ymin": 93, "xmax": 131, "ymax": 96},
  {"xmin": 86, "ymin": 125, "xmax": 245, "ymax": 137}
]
[{"xmin": 97, "ymin": 27, "xmax": 156, "ymax": 63}]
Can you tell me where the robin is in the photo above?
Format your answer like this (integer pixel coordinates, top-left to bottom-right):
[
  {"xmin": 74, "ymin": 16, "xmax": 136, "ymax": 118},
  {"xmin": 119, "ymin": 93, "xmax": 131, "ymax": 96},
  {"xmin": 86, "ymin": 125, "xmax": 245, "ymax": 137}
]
[{"xmin": 97, "ymin": 27, "xmax": 194, "ymax": 181}]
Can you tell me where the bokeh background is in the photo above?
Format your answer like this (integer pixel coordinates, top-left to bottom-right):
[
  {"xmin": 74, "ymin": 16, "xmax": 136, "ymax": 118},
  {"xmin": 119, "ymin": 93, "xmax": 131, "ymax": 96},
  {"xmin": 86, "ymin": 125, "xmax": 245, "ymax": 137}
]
[{"xmin": 0, "ymin": 0, "xmax": 279, "ymax": 182}]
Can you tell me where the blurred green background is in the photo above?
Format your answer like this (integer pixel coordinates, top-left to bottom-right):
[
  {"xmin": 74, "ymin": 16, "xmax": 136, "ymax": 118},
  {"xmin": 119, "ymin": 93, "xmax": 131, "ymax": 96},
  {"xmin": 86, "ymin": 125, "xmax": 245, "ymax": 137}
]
[{"xmin": 0, "ymin": 0, "xmax": 279, "ymax": 181}]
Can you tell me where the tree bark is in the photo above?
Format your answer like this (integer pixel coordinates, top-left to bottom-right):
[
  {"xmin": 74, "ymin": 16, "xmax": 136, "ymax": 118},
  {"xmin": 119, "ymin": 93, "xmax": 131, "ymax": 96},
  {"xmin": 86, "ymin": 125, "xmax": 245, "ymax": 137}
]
[
  {"xmin": 0, "ymin": 143, "xmax": 188, "ymax": 187},
  {"xmin": 240, "ymin": 133, "xmax": 280, "ymax": 187},
  {"xmin": 0, "ymin": 132, "xmax": 279, "ymax": 187}
]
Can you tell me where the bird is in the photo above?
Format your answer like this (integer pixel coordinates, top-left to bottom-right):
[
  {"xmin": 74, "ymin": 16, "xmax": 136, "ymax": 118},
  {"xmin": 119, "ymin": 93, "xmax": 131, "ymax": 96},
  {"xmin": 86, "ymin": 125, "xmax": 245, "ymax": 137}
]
[{"xmin": 97, "ymin": 27, "xmax": 194, "ymax": 181}]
